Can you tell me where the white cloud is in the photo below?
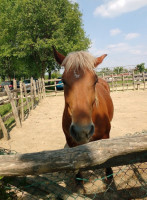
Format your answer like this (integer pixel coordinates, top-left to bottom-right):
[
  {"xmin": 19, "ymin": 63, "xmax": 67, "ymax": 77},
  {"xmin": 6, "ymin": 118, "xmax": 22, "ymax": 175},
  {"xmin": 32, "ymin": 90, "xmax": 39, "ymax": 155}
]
[
  {"xmin": 88, "ymin": 41, "xmax": 147, "ymax": 68},
  {"xmin": 110, "ymin": 28, "xmax": 121, "ymax": 36},
  {"xmin": 89, "ymin": 41, "xmax": 147, "ymax": 57},
  {"xmin": 94, "ymin": 0, "xmax": 147, "ymax": 18},
  {"xmin": 125, "ymin": 33, "xmax": 140, "ymax": 40}
]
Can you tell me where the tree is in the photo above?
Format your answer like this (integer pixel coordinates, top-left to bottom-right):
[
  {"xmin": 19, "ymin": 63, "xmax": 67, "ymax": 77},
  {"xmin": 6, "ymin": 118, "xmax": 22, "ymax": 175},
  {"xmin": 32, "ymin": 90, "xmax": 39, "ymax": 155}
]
[
  {"xmin": 0, "ymin": 0, "xmax": 90, "ymax": 79},
  {"xmin": 135, "ymin": 63, "xmax": 145, "ymax": 73},
  {"xmin": 113, "ymin": 67, "xmax": 124, "ymax": 74}
]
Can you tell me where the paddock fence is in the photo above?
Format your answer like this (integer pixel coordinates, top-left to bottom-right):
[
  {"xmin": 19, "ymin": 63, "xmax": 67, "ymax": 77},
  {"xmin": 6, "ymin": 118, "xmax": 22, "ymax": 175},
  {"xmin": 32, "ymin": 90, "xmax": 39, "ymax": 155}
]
[
  {"xmin": 0, "ymin": 131, "xmax": 147, "ymax": 199},
  {"xmin": 1, "ymin": 72, "xmax": 147, "ymax": 140},
  {"xmin": 0, "ymin": 78, "xmax": 45, "ymax": 140},
  {"xmin": 45, "ymin": 72, "xmax": 147, "ymax": 96}
]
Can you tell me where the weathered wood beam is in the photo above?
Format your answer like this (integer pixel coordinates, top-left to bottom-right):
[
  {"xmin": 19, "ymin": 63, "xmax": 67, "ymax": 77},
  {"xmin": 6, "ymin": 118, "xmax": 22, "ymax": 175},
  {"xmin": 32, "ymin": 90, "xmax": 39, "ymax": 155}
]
[{"xmin": 0, "ymin": 133, "xmax": 147, "ymax": 176}]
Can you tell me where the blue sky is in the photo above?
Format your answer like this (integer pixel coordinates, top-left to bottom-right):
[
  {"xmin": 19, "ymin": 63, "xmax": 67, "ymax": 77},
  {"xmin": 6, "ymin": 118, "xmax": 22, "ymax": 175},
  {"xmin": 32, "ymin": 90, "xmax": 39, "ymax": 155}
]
[{"xmin": 71, "ymin": 0, "xmax": 147, "ymax": 69}]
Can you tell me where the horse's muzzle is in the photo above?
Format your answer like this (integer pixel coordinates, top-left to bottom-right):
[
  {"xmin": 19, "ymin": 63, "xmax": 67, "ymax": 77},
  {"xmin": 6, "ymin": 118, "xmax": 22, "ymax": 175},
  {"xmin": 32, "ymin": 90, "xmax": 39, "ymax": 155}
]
[{"xmin": 70, "ymin": 123, "xmax": 95, "ymax": 144}]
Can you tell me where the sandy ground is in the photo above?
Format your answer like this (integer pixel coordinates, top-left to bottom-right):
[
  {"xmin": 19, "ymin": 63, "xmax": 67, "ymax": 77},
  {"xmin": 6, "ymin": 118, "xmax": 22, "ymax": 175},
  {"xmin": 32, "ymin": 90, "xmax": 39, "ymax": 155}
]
[{"xmin": 0, "ymin": 90, "xmax": 147, "ymax": 153}]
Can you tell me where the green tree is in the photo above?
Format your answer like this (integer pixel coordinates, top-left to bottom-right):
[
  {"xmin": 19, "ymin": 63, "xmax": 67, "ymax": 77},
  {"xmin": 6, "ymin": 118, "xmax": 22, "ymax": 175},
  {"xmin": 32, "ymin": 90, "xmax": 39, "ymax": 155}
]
[
  {"xmin": 0, "ymin": 0, "xmax": 90, "ymax": 79},
  {"xmin": 113, "ymin": 67, "xmax": 124, "ymax": 74},
  {"xmin": 135, "ymin": 63, "xmax": 145, "ymax": 73}
]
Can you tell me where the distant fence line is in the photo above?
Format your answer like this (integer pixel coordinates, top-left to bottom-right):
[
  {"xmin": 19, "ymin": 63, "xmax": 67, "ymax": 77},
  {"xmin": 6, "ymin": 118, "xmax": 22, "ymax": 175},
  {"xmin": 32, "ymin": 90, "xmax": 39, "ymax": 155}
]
[
  {"xmin": 102, "ymin": 72, "xmax": 147, "ymax": 91},
  {"xmin": 45, "ymin": 72, "xmax": 147, "ymax": 96}
]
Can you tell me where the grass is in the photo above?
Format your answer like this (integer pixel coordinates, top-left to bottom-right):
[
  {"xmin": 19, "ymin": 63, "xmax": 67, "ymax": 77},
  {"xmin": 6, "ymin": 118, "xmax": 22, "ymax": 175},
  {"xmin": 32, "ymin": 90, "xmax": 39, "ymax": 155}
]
[{"xmin": 0, "ymin": 103, "xmax": 12, "ymax": 117}]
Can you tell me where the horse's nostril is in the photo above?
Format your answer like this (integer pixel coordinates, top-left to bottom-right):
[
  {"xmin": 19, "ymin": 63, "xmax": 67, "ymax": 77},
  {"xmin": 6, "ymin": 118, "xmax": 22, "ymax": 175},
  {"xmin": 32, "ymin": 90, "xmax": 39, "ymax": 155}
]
[
  {"xmin": 88, "ymin": 124, "xmax": 95, "ymax": 138},
  {"xmin": 70, "ymin": 124, "xmax": 77, "ymax": 138},
  {"xmin": 70, "ymin": 123, "xmax": 95, "ymax": 141}
]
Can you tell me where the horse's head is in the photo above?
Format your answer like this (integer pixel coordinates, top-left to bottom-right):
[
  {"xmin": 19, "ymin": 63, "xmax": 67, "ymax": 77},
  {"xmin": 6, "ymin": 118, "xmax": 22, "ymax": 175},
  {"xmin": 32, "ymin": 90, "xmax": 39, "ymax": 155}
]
[{"xmin": 53, "ymin": 47, "xmax": 107, "ymax": 144}]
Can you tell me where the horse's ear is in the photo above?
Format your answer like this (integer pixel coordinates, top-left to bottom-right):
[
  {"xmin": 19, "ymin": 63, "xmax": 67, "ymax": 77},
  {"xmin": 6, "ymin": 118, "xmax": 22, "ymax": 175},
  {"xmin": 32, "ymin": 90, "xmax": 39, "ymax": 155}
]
[
  {"xmin": 52, "ymin": 46, "xmax": 65, "ymax": 65},
  {"xmin": 94, "ymin": 54, "xmax": 107, "ymax": 67}
]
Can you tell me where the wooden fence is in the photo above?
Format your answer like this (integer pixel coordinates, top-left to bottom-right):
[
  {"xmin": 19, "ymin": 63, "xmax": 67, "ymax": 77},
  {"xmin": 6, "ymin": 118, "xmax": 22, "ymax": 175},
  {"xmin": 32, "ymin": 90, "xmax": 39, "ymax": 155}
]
[
  {"xmin": 0, "ymin": 132, "xmax": 147, "ymax": 199},
  {"xmin": 44, "ymin": 72, "xmax": 147, "ymax": 95},
  {"xmin": 0, "ymin": 72, "xmax": 147, "ymax": 139},
  {"xmin": 44, "ymin": 78, "xmax": 64, "ymax": 96},
  {"xmin": 0, "ymin": 78, "xmax": 45, "ymax": 140},
  {"xmin": 103, "ymin": 72, "xmax": 147, "ymax": 91}
]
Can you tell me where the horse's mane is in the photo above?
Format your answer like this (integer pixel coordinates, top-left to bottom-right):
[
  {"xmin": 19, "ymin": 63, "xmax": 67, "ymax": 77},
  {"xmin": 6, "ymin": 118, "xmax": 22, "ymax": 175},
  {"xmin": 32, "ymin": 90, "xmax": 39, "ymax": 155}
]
[{"xmin": 62, "ymin": 51, "xmax": 96, "ymax": 72}]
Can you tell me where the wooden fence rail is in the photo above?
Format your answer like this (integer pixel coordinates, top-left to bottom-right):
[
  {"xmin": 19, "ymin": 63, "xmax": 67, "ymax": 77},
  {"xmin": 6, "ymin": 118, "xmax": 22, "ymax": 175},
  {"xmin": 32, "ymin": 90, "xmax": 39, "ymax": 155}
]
[
  {"xmin": 0, "ymin": 78, "xmax": 45, "ymax": 140},
  {"xmin": 0, "ymin": 133, "xmax": 146, "ymax": 176}
]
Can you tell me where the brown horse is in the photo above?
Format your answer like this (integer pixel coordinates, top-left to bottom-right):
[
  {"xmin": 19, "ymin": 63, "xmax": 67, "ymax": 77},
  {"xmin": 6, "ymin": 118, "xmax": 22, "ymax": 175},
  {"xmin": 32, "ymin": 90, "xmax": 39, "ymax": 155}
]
[{"xmin": 53, "ymin": 47, "xmax": 114, "ymax": 184}]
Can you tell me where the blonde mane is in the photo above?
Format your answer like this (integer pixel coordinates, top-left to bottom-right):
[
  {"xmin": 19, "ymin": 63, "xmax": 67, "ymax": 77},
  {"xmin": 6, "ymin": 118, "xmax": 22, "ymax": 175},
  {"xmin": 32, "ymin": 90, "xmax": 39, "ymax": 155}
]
[{"xmin": 62, "ymin": 51, "xmax": 96, "ymax": 72}]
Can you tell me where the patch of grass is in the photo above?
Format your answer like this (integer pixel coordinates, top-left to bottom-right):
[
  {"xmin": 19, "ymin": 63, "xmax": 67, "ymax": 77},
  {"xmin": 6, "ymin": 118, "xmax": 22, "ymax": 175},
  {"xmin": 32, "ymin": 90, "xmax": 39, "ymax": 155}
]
[{"xmin": 0, "ymin": 104, "xmax": 12, "ymax": 117}]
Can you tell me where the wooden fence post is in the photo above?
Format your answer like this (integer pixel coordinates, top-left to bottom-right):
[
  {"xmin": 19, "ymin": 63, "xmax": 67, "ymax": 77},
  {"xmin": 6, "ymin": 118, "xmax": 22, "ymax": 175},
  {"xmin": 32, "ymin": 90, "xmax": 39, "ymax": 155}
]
[
  {"xmin": 36, "ymin": 80, "xmax": 40, "ymax": 101},
  {"xmin": 142, "ymin": 72, "xmax": 146, "ymax": 90},
  {"xmin": 40, "ymin": 79, "xmax": 43, "ymax": 99},
  {"xmin": 30, "ymin": 77, "xmax": 34, "ymax": 109},
  {"xmin": 33, "ymin": 80, "xmax": 37, "ymax": 98},
  {"xmin": 4, "ymin": 85, "xmax": 21, "ymax": 128},
  {"xmin": 13, "ymin": 79, "xmax": 17, "ymax": 104},
  {"xmin": 20, "ymin": 81, "xmax": 24, "ymax": 122},
  {"xmin": 111, "ymin": 74, "xmax": 114, "ymax": 92},
  {"xmin": 132, "ymin": 71, "xmax": 135, "ymax": 90},
  {"xmin": 55, "ymin": 80, "xmax": 57, "ymax": 96},
  {"xmin": 122, "ymin": 75, "xmax": 124, "ymax": 91},
  {"xmin": 0, "ymin": 115, "xmax": 9, "ymax": 140},
  {"xmin": 38, "ymin": 79, "xmax": 42, "ymax": 101},
  {"xmin": 23, "ymin": 83, "xmax": 30, "ymax": 114},
  {"xmin": 42, "ymin": 78, "xmax": 46, "ymax": 98}
]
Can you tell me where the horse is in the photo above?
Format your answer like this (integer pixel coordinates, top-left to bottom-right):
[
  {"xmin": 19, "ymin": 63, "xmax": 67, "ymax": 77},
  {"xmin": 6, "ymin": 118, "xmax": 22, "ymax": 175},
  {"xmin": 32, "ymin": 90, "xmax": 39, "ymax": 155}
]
[{"xmin": 53, "ymin": 47, "xmax": 114, "ymax": 186}]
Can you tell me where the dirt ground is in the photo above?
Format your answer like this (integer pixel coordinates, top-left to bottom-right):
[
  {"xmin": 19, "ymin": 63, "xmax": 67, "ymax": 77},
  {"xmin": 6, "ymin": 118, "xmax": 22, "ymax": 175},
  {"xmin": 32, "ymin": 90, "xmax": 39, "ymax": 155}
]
[{"xmin": 0, "ymin": 90, "xmax": 147, "ymax": 153}]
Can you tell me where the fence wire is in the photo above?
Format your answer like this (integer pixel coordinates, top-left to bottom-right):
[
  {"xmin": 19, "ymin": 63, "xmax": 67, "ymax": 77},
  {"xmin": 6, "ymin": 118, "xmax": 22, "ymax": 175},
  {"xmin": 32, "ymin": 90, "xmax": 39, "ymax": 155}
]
[{"xmin": 0, "ymin": 148, "xmax": 147, "ymax": 200}]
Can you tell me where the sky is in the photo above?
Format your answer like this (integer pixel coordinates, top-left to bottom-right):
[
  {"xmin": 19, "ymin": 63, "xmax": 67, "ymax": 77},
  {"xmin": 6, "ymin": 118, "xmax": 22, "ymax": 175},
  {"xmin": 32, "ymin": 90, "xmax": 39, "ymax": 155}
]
[{"xmin": 71, "ymin": 0, "xmax": 147, "ymax": 70}]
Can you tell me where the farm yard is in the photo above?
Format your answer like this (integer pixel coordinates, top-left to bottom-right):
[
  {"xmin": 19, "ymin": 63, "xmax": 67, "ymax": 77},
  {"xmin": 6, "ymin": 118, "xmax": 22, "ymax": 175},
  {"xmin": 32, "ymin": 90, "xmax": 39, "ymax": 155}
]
[
  {"xmin": 0, "ymin": 90, "xmax": 147, "ymax": 153},
  {"xmin": 1, "ymin": 0, "xmax": 147, "ymax": 198},
  {"xmin": 0, "ymin": 80, "xmax": 147, "ymax": 199}
]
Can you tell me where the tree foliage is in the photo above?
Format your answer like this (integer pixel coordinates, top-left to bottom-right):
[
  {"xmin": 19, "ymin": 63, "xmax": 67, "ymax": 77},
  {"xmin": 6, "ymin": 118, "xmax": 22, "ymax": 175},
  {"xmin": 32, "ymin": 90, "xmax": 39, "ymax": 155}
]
[
  {"xmin": 113, "ymin": 67, "xmax": 124, "ymax": 74},
  {"xmin": 0, "ymin": 0, "xmax": 90, "ymax": 79},
  {"xmin": 135, "ymin": 63, "xmax": 145, "ymax": 73}
]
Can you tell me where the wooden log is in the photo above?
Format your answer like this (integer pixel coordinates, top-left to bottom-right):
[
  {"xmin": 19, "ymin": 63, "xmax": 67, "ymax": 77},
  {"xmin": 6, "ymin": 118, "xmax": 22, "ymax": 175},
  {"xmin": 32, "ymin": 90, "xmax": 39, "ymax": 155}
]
[
  {"xmin": 0, "ymin": 115, "xmax": 9, "ymax": 140},
  {"xmin": 20, "ymin": 81, "xmax": 24, "ymax": 122},
  {"xmin": 4, "ymin": 85, "xmax": 21, "ymax": 128},
  {"xmin": 0, "ymin": 133, "xmax": 146, "ymax": 176}
]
